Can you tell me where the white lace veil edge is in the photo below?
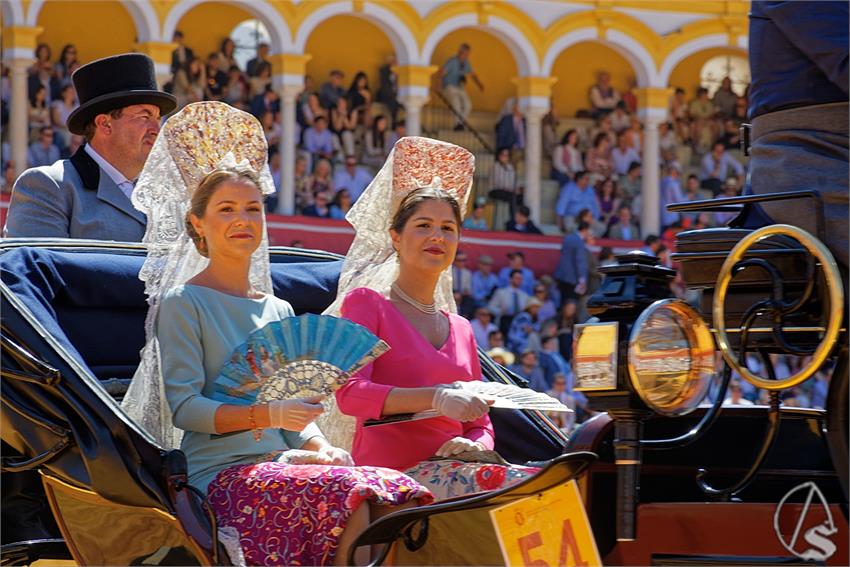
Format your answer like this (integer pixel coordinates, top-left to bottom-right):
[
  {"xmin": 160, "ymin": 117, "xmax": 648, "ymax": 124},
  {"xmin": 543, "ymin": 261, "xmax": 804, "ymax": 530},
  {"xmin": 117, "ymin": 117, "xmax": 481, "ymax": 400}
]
[{"xmin": 121, "ymin": 129, "xmax": 276, "ymax": 450}]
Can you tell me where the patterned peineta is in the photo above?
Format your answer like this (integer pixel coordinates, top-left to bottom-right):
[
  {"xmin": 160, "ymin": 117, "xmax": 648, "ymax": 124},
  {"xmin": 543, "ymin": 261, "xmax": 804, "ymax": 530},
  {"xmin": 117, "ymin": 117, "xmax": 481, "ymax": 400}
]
[{"xmin": 391, "ymin": 137, "xmax": 475, "ymax": 216}]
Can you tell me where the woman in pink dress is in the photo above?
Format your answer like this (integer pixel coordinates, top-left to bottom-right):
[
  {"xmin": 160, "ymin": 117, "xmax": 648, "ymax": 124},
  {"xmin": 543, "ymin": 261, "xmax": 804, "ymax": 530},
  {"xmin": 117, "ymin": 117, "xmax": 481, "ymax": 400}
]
[{"xmin": 332, "ymin": 137, "xmax": 538, "ymax": 499}]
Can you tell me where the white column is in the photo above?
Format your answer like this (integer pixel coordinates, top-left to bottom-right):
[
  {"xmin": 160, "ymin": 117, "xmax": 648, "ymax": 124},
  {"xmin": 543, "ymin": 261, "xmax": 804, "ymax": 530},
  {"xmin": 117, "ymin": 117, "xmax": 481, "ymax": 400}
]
[
  {"xmin": 518, "ymin": 101, "xmax": 548, "ymax": 223},
  {"xmin": 9, "ymin": 58, "xmax": 32, "ymax": 178},
  {"xmin": 274, "ymin": 76, "xmax": 303, "ymax": 215},
  {"xmin": 398, "ymin": 87, "xmax": 429, "ymax": 137},
  {"xmin": 638, "ymin": 111, "xmax": 664, "ymax": 237}
]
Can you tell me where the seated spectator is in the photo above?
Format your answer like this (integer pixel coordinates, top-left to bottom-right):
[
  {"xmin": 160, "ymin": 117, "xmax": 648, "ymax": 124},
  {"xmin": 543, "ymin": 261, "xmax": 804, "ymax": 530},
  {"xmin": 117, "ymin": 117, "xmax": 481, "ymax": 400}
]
[
  {"xmin": 497, "ymin": 251, "xmax": 536, "ymax": 295},
  {"xmin": 618, "ymin": 161, "xmax": 642, "ymax": 206},
  {"xmin": 488, "ymin": 330, "xmax": 506, "ymax": 350},
  {"xmin": 260, "ymin": 111, "xmax": 281, "ymax": 147},
  {"xmin": 714, "ymin": 178, "xmax": 741, "ymax": 226},
  {"xmin": 551, "ymin": 129, "xmax": 583, "ymax": 186},
  {"xmin": 643, "ymin": 234, "xmax": 662, "ymax": 256},
  {"xmin": 296, "ymin": 75, "xmax": 316, "ymax": 127},
  {"xmin": 557, "ymin": 300, "xmax": 579, "ymax": 362},
  {"xmin": 508, "ymin": 298, "xmax": 543, "ymax": 354},
  {"xmin": 576, "ymin": 207, "xmax": 606, "ymax": 240},
  {"xmin": 596, "ymin": 177, "xmax": 621, "ymax": 226},
  {"xmin": 216, "ymin": 38, "xmax": 239, "ymax": 72},
  {"xmin": 27, "ymin": 126, "xmax": 60, "ymax": 167},
  {"xmin": 387, "ymin": 119, "xmax": 405, "ymax": 149},
  {"xmin": 471, "ymin": 307, "xmax": 499, "ymax": 348},
  {"xmin": 319, "ymin": 69, "xmax": 345, "ymax": 111},
  {"xmin": 495, "ymin": 102, "xmax": 525, "ymax": 152},
  {"xmin": 509, "ymin": 350, "xmax": 548, "ymax": 393},
  {"xmin": 723, "ymin": 380, "xmax": 754, "ymax": 406},
  {"xmin": 585, "ymin": 133, "xmax": 615, "ymax": 181},
  {"xmin": 223, "ymin": 65, "xmax": 249, "ymax": 106},
  {"xmin": 590, "ymin": 114, "xmax": 618, "ymax": 148},
  {"xmin": 689, "ymin": 87, "xmax": 718, "ymax": 152},
  {"xmin": 699, "ymin": 141, "xmax": 745, "ymax": 196},
  {"xmin": 54, "ymin": 44, "xmax": 78, "ymax": 85},
  {"xmin": 302, "ymin": 191, "xmax": 332, "ymax": 218},
  {"xmin": 598, "ymin": 246, "xmax": 617, "ymax": 267},
  {"xmin": 719, "ymin": 118, "xmax": 741, "ymax": 150},
  {"xmin": 249, "ymin": 62, "xmax": 272, "ymax": 99},
  {"xmin": 670, "ymin": 87, "xmax": 690, "ymax": 142},
  {"xmin": 305, "ymin": 158, "xmax": 335, "ymax": 196},
  {"xmin": 28, "ymin": 85, "xmax": 51, "ymax": 140},
  {"xmin": 204, "ymin": 53, "xmax": 228, "ymax": 101},
  {"xmin": 346, "ymin": 71, "xmax": 373, "ymax": 126},
  {"xmin": 250, "ymin": 84, "xmax": 280, "ymax": 119},
  {"xmin": 660, "ymin": 162, "xmax": 686, "ymax": 229},
  {"xmin": 363, "ymin": 114, "xmax": 390, "ymax": 169},
  {"xmin": 245, "ymin": 42, "xmax": 270, "ymax": 77},
  {"xmin": 376, "ymin": 54, "xmax": 401, "ymax": 122},
  {"xmin": 609, "ymin": 101, "xmax": 631, "ymax": 133},
  {"xmin": 539, "ymin": 336, "xmax": 573, "ymax": 392},
  {"xmin": 462, "ymin": 197, "xmax": 489, "ymax": 230},
  {"xmin": 622, "ymin": 77, "xmax": 638, "ymax": 113},
  {"xmin": 712, "ymin": 77, "xmax": 738, "ymax": 119},
  {"xmin": 293, "ymin": 156, "xmax": 312, "ymax": 213},
  {"xmin": 626, "ymin": 118, "xmax": 643, "ymax": 153},
  {"xmin": 545, "ymin": 373, "xmax": 577, "ymax": 433},
  {"xmin": 487, "ymin": 346, "xmax": 514, "ymax": 367},
  {"xmin": 732, "ymin": 96, "xmax": 748, "ymax": 123},
  {"xmin": 330, "ymin": 97, "xmax": 358, "ymax": 157},
  {"xmin": 488, "ymin": 268, "xmax": 531, "ymax": 335},
  {"xmin": 302, "ymin": 116, "xmax": 334, "ymax": 164},
  {"xmin": 589, "ymin": 71, "xmax": 620, "ymax": 118},
  {"xmin": 607, "ymin": 204, "xmax": 640, "ymax": 241},
  {"xmin": 471, "ymin": 254, "xmax": 499, "ymax": 306},
  {"xmin": 556, "ymin": 171, "xmax": 599, "ymax": 232},
  {"xmin": 329, "ymin": 188, "xmax": 352, "ymax": 220},
  {"xmin": 50, "ymin": 83, "xmax": 77, "ymax": 154},
  {"xmin": 505, "ymin": 205, "xmax": 542, "ymax": 234},
  {"xmin": 265, "ymin": 149, "xmax": 282, "ymax": 213},
  {"xmin": 489, "ymin": 147, "xmax": 519, "ymax": 231},
  {"xmin": 173, "ymin": 57, "xmax": 205, "ymax": 108},
  {"xmin": 332, "ymin": 155, "xmax": 372, "ymax": 202},
  {"xmin": 531, "ymin": 284, "xmax": 558, "ymax": 323},
  {"xmin": 658, "ymin": 121, "xmax": 678, "ymax": 164},
  {"xmin": 542, "ymin": 105, "xmax": 560, "ymax": 157},
  {"xmin": 611, "ymin": 131, "xmax": 641, "ymax": 176},
  {"xmin": 538, "ymin": 274, "xmax": 562, "ymax": 310},
  {"xmin": 28, "ymin": 45, "xmax": 59, "ymax": 105}
]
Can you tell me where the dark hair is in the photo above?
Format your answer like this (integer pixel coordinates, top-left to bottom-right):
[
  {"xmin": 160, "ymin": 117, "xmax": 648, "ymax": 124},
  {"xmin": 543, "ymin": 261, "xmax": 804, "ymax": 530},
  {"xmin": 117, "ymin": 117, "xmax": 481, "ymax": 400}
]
[
  {"xmin": 35, "ymin": 43, "xmax": 51, "ymax": 60},
  {"xmin": 517, "ymin": 205, "xmax": 530, "ymax": 217},
  {"xmin": 593, "ymin": 132, "xmax": 609, "ymax": 148},
  {"xmin": 332, "ymin": 188, "xmax": 351, "ymax": 208},
  {"xmin": 510, "ymin": 269, "xmax": 523, "ymax": 278},
  {"xmin": 599, "ymin": 246, "xmax": 614, "ymax": 259},
  {"xmin": 83, "ymin": 107, "xmax": 124, "ymax": 142},
  {"xmin": 58, "ymin": 44, "xmax": 77, "ymax": 66},
  {"xmin": 185, "ymin": 166, "xmax": 263, "ymax": 257},
  {"xmin": 577, "ymin": 221, "xmax": 590, "ymax": 232},
  {"xmin": 348, "ymin": 71, "xmax": 369, "ymax": 94},
  {"xmin": 390, "ymin": 187, "xmax": 462, "ymax": 233},
  {"xmin": 627, "ymin": 161, "xmax": 641, "ymax": 174},
  {"xmin": 574, "ymin": 170, "xmax": 589, "ymax": 183},
  {"xmin": 371, "ymin": 114, "xmax": 387, "ymax": 150},
  {"xmin": 220, "ymin": 37, "xmax": 235, "ymax": 55},
  {"xmin": 644, "ymin": 234, "xmax": 659, "ymax": 246},
  {"xmin": 29, "ymin": 84, "xmax": 46, "ymax": 108},
  {"xmin": 560, "ymin": 129, "xmax": 577, "ymax": 146}
]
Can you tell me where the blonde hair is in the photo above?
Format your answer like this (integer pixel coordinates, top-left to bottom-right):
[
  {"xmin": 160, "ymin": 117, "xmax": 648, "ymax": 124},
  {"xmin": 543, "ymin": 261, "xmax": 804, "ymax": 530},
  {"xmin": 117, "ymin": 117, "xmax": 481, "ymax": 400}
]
[{"xmin": 184, "ymin": 165, "xmax": 262, "ymax": 257}]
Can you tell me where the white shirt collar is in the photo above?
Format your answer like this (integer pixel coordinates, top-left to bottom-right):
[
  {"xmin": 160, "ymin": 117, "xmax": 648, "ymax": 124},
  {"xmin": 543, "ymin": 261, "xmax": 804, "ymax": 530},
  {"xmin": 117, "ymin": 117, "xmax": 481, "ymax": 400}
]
[{"xmin": 84, "ymin": 144, "xmax": 134, "ymax": 188}]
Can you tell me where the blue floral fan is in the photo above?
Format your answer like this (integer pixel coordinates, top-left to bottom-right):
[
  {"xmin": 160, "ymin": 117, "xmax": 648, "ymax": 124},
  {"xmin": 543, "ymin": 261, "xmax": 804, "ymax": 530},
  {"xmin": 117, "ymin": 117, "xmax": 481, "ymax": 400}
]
[{"xmin": 211, "ymin": 314, "xmax": 389, "ymax": 405}]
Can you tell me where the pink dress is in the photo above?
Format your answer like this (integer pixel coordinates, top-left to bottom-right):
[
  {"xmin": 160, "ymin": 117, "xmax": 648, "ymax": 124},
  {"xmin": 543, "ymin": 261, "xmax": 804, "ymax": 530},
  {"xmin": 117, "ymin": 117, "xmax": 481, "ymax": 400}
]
[{"xmin": 337, "ymin": 288, "xmax": 538, "ymax": 499}]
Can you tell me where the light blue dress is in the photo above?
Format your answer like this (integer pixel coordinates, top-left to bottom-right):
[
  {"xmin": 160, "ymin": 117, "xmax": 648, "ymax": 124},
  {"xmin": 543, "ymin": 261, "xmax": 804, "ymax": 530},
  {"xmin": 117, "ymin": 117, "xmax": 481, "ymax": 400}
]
[{"xmin": 156, "ymin": 284, "xmax": 321, "ymax": 492}]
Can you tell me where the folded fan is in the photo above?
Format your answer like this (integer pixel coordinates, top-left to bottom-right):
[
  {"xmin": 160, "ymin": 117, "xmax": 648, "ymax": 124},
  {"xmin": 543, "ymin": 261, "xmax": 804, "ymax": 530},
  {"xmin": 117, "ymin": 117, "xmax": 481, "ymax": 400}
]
[
  {"xmin": 364, "ymin": 381, "xmax": 572, "ymax": 427},
  {"xmin": 211, "ymin": 314, "xmax": 389, "ymax": 405}
]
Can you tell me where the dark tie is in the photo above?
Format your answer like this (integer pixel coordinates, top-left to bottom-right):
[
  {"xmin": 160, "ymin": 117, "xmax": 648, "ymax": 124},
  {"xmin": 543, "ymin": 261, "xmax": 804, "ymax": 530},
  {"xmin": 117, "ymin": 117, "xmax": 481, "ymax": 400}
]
[{"xmin": 512, "ymin": 290, "xmax": 520, "ymax": 315}]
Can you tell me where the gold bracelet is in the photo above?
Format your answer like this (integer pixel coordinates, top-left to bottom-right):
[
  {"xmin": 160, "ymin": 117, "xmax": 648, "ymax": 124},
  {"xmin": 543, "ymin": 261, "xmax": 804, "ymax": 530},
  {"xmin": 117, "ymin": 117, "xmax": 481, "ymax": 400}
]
[{"xmin": 248, "ymin": 404, "xmax": 262, "ymax": 442}]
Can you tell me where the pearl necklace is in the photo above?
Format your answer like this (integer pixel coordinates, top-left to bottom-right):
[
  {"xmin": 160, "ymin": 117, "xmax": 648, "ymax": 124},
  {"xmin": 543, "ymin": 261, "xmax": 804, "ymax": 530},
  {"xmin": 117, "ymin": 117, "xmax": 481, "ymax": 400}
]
[{"xmin": 391, "ymin": 282, "xmax": 438, "ymax": 314}]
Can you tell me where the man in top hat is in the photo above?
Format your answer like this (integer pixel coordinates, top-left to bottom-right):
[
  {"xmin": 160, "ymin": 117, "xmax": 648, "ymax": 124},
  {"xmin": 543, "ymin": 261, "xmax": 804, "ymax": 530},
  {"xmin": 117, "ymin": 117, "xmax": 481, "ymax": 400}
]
[{"xmin": 4, "ymin": 53, "xmax": 177, "ymax": 241}]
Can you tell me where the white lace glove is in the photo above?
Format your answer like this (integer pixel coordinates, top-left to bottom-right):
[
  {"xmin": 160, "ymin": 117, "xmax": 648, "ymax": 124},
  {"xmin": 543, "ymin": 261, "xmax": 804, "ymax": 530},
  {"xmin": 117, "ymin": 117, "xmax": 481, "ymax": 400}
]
[
  {"xmin": 317, "ymin": 445, "xmax": 355, "ymax": 466},
  {"xmin": 268, "ymin": 395, "xmax": 324, "ymax": 431},
  {"xmin": 432, "ymin": 384, "xmax": 492, "ymax": 422},
  {"xmin": 435, "ymin": 437, "xmax": 486, "ymax": 458}
]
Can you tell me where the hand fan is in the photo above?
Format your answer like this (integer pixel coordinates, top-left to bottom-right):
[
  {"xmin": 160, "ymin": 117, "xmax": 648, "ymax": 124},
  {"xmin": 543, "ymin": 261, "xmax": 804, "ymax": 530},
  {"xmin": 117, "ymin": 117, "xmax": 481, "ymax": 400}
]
[
  {"xmin": 211, "ymin": 314, "xmax": 389, "ymax": 405},
  {"xmin": 364, "ymin": 381, "xmax": 572, "ymax": 427}
]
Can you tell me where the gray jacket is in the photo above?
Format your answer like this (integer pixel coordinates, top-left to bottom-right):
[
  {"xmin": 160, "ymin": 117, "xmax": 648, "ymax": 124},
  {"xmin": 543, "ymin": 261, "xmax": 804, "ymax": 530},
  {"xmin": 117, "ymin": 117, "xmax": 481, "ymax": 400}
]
[{"xmin": 3, "ymin": 146, "xmax": 146, "ymax": 241}]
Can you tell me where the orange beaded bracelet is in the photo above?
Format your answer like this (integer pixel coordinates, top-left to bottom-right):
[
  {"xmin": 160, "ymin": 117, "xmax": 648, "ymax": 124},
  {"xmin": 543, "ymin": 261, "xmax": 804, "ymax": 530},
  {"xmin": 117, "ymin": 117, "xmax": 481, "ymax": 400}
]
[{"xmin": 248, "ymin": 404, "xmax": 262, "ymax": 442}]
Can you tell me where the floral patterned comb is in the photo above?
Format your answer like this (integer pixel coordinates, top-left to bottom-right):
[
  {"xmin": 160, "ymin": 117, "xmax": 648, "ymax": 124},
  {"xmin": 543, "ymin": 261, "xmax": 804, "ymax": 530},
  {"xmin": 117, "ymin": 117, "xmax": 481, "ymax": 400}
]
[
  {"xmin": 391, "ymin": 137, "xmax": 475, "ymax": 215},
  {"xmin": 162, "ymin": 101, "xmax": 268, "ymax": 192}
]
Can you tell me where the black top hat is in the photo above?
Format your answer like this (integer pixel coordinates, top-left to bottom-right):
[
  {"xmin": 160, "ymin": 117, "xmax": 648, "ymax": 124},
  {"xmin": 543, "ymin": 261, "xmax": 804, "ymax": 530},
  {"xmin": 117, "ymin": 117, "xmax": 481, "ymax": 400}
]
[{"xmin": 67, "ymin": 53, "xmax": 177, "ymax": 135}]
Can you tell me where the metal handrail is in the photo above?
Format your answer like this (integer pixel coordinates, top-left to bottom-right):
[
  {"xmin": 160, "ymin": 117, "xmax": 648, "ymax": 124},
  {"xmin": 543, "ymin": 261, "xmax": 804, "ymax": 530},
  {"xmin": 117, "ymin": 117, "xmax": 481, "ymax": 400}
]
[{"xmin": 429, "ymin": 88, "xmax": 495, "ymax": 155}]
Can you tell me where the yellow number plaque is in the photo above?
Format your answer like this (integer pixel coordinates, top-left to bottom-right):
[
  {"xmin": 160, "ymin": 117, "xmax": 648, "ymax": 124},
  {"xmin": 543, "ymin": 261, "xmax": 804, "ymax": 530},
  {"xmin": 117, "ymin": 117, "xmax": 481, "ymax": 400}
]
[{"xmin": 489, "ymin": 481, "xmax": 601, "ymax": 567}]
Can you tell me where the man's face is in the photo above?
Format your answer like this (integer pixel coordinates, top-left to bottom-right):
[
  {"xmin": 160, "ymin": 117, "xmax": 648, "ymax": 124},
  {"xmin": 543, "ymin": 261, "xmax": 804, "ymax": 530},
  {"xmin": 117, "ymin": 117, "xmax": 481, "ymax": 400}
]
[
  {"xmin": 712, "ymin": 144, "xmax": 724, "ymax": 158},
  {"xmin": 454, "ymin": 253, "xmax": 466, "ymax": 267},
  {"xmin": 478, "ymin": 260, "xmax": 491, "ymax": 274},
  {"xmin": 258, "ymin": 45, "xmax": 269, "ymax": 58},
  {"xmin": 331, "ymin": 74, "xmax": 342, "ymax": 87},
  {"xmin": 619, "ymin": 207, "xmax": 631, "ymax": 224},
  {"xmin": 315, "ymin": 119, "xmax": 327, "ymax": 132},
  {"xmin": 39, "ymin": 129, "xmax": 54, "ymax": 148},
  {"xmin": 107, "ymin": 104, "xmax": 161, "ymax": 169},
  {"xmin": 345, "ymin": 157, "xmax": 357, "ymax": 173},
  {"xmin": 458, "ymin": 47, "xmax": 470, "ymax": 61},
  {"xmin": 687, "ymin": 177, "xmax": 699, "ymax": 192},
  {"xmin": 522, "ymin": 352, "xmax": 537, "ymax": 367},
  {"xmin": 510, "ymin": 272, "xmax": 523, "ymax": 287},
  {"xmin": 576, "ymin": 175, "xmax": 588, "ymax": 189},
  {"xmin": 475, "ymin": 309, "xmax": 491, "ymax": 324}
]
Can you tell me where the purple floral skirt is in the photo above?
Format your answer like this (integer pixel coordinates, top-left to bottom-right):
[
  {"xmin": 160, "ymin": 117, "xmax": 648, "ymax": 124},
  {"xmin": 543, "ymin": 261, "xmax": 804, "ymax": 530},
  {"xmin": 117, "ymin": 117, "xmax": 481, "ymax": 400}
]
[{"xmin": 207, "ymin": 463, "xmax": 433, "ymax": 566}]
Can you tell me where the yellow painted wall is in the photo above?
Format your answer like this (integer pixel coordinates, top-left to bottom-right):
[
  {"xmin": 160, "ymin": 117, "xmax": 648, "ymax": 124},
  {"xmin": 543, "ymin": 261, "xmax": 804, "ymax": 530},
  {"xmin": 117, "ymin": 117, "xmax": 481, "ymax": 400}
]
[
  {"xmin": 668, "ymin": 47, "xmax": 746, "ymax": 98},
  {"xmin": 429, "ymin": 28, "xmax": 518, "ymax": 114},
  {"xmin": 176, "ymin": 2, "xmax": 253, "ymax": 63},
  {"xmin": 550, "ymin": 42, "xmax": 634, "ymax": 117},
  {"xmin": 36, "ymin": 1, "xmax": 136, "ymax": 63},
  {"xmin": 305, "ymin": 15, "xmax": 394, "ymax": 97}
]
